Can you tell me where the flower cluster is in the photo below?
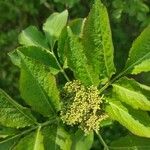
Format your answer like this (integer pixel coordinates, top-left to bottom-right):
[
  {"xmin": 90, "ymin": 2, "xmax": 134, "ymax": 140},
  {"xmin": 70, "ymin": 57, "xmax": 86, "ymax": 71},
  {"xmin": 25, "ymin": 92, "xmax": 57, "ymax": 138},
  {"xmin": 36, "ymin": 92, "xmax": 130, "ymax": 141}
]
[{"xmin": 60, "ymin": 80, "xmax": 107, "ymax": 134}]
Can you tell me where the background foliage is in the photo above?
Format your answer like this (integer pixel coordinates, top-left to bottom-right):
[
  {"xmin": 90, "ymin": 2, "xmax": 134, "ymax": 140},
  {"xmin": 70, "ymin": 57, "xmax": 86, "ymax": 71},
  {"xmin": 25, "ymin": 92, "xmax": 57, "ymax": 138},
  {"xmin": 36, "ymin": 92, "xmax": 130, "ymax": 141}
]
[{"xmin": 0, "ymin": 0, "xmax": 150, "ymax": 149}]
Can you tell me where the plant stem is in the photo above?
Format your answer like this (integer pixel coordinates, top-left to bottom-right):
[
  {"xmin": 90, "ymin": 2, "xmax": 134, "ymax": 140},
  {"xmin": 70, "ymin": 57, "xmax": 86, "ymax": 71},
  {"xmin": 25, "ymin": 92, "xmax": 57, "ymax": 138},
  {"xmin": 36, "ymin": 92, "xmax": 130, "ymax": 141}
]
[
  {"xmin": 99, "ymin": 81, "xmax": 110, "ymax": 94},
  {"xmin": 99, "ymin": 62, "xmax": 137, "ymax": 94},
  {"xmin": 51, "ymin": 48, "xmax": 70, "ymax": 82},
  {"xmin": 99, "ymin": 72, "xmax": 125, "ymax": 94},
  {"xmin": 0, "ymin": 118, "xmax": 57, "ymax": 144},
  {"xmin": 95, "ymin": 131, "xmax": 109, "ymax": 150}
]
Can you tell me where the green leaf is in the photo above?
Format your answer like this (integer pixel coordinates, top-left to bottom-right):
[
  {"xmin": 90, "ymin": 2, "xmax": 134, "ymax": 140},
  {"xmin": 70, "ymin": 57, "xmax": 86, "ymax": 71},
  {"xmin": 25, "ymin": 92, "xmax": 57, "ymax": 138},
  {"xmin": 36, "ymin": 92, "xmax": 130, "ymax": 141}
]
[
  {"xmin": 110, "ymin": 135, "xmax": 150, "ymax": 150},
  {"xmin": 19, "ymin": 52, "xmax": 60, "ymax": 117},
  {"xmin": 113, "ymin": 77, "xmax": 150, "ymax": 111},
  {"xmin": 100, "ymin": 117, "xmax": 113, "ymax": 127},
  {"xmin": 69, "ymin": 18, "xmax": 85, "ymax": 37},
  {"xmin": 58, "ymin": 18, "xmax": 85, "ymax": 67},
  {"xmin": 71, "ymin": 129, "xmax": 94, "ymax": 150},
  {"xmin": 42, "ymin": 124, "xmax": 57, "ymax": 150},
  {"xmin": 18, "ymin": 26, "xmax": 49, "ymax": 50},
  {"xmin": 123, "ymin": 25, "xmax": 150, "ymax": 75},
  {"xmin": 8, "ymin": 50, "xmax": 21, "ymax": 67},
  {"xmin": 55, "ymin": 127, "xmax": 72, "ymax": 150},
  {"xmin": 106, "ymin": 99, "xmax": 150, "ymax": 138},
  {"xmin": 0, "ymin": 138, "xmax": 17, "ymax": 150},
  {"xmin": 43, "ymin": 10, "xmax": 68, "ymax": 48},
  {"xmin": 11, "ymin": 46, "xmax": 60, "ymax": 74},
  {"xmin": 132, "ymin": 59, "xmax": 150, "ymax": 74},
  {"xmin": 0, "ymin": 126, "xmax": 18, "ymax": 138},
  {"xmin": 42, "ymin": 125, "xmax": 72, "ymax": 150},
  {"xmin": 58, "ymin": 27, "xmax": 68, "ymax": 67},
  {"xmin": 14, "ymin": 127, "xmax": 44, "ymax": 150},
  {"xmin": 82, "ymin": 0, "xmax": 116, "ymax": 84},
  {"xmin": 66, "ymin": 27, "xmax": 99, "ymax": 86},
  {"xmin": 0, "ymin": 89, "xmax": 36, "ymax": 128}
]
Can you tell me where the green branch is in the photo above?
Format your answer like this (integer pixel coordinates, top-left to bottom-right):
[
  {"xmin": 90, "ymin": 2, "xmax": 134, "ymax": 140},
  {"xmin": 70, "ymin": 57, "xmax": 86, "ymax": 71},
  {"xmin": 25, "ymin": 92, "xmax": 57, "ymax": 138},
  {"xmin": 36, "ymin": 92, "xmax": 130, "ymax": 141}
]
[
  {"xmin": 95, "ymin": 131, "xmax": 109, "ymax": 150},
  {"xmin": 50, "ymin": 46, "xmax": 70, "ymax": 82},
  {"xmin": 0, "ymin": 118, "xmax": 57, "ymax": 144}
]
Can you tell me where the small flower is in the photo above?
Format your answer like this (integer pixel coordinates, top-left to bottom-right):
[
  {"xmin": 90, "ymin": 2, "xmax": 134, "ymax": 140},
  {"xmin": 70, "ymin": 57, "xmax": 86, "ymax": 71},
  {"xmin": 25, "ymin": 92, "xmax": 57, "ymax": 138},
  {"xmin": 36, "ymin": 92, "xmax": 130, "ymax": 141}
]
[{"xmin": 60, "ymin": 80, "xmax": 107, "ymax": 134}]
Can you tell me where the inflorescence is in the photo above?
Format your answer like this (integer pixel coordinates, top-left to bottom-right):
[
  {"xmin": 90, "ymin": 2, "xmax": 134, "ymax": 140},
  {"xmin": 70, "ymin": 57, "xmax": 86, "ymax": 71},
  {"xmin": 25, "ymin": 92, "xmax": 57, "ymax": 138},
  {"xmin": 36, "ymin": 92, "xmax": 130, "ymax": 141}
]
[{"xmin": 60, "ymin": 80, "xmax": 107, "ymax": 134}]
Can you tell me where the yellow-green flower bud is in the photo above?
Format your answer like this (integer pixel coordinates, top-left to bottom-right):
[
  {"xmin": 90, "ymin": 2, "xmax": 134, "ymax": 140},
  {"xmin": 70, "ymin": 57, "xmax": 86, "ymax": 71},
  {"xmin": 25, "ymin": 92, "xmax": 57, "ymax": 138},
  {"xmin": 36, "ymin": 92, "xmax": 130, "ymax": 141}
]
[{"xmin": 60, "ymin": 80, "xmax": 107, "ymax": 134}]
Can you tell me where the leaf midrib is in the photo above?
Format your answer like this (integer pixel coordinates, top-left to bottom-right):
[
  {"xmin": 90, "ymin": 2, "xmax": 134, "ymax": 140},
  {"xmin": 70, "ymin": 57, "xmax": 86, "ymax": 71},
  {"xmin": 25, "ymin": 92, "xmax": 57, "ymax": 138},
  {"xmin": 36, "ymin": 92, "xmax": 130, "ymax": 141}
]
[
  {"xmin": 124, "ymin": 51, "xmax": 150, "ymax": 75},
  {"xmin": 33, "ymin": 127, "xmax": 41, "ymax": 150},
  {"xmin": 113, "ymin": 84, "xmax": 150, "ymax": 108},
  {"xmin": 109, "ymin": 101, "xmax": 150, "ymax": 131},
  {"xmin": 111, "ymin": 52, "xmax": 150, "ymax": 84}
]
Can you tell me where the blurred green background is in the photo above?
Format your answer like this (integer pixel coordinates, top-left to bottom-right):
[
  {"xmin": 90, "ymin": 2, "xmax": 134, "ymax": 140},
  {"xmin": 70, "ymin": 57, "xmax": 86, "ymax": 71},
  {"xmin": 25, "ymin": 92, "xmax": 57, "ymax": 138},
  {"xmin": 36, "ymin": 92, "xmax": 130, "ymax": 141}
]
[{"xmin": 0, "ymin": 0, "xmax": 150, "ymax": 148}]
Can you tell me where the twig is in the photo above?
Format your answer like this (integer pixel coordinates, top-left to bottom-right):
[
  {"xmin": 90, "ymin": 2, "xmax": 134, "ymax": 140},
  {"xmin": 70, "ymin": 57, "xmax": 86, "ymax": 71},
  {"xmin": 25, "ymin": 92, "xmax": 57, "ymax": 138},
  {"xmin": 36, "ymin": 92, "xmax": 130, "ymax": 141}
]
[
  {"xmin": 0, "ymin": 118, "xmax": 57, "ymax": 144},
  {"xmin": 95, "ymin": 131, "xmax": 109, "ymax": 150},
  {"xmin": 51, "ymin": 46, "xmax": 70, "ymax": 82}
]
